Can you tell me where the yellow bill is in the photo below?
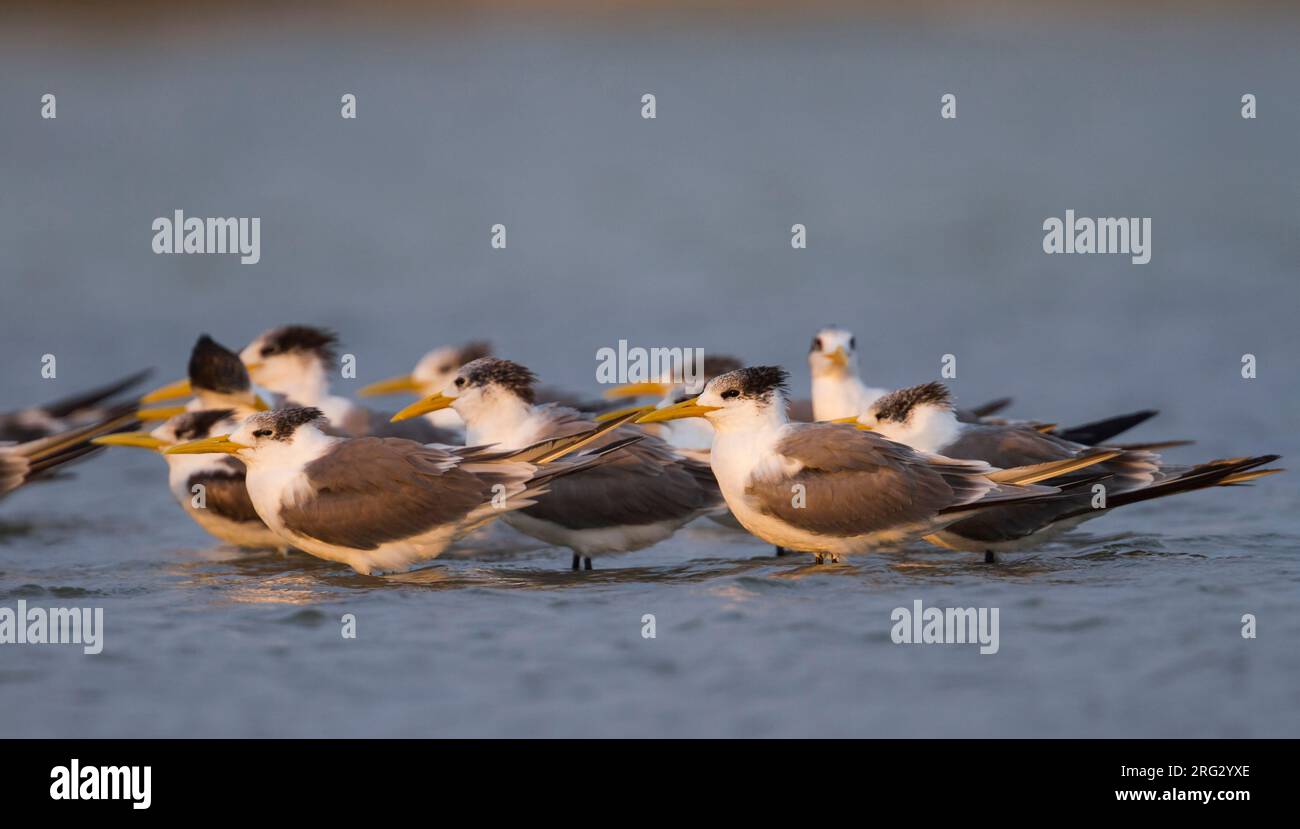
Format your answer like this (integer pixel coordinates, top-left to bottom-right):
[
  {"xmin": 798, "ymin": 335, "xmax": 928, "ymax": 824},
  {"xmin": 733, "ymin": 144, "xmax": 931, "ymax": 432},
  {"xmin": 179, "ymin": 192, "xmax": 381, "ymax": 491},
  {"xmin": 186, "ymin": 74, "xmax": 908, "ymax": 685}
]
[
  {"xmin": 635, "ymin": 397, "xmax": 720, "ymax": 424},
  {"xmin": 826, "ymin": 347, "xmax": 849, "ymax": 368},
  {"xmin": 594, "ymin": 404, "xmax": 656, "ymax": 423},
  {"xmin": 91, "ymin": 432, "xmax": 169, "ymax": 451},
  {"xmin": 390, "ymin": 393, "xmax": 453, "ymax": 422},
  {"xmin": 602, "ymin": 381, "xmax": 672, "ymax": 400},
  {"xmin": 140, "ymin": 378, "xmax": 192, "ymax": 403},
  {"xmin": 137, "ymin": 405, "xmax": 189, "ymax": 421},
  {"xmin": 358, "ymin": 374, "xmax": 424, "ymax": 398},
  {"xmin": 164, "ymin": 435, "xmax": 250, "ymax": 455}
]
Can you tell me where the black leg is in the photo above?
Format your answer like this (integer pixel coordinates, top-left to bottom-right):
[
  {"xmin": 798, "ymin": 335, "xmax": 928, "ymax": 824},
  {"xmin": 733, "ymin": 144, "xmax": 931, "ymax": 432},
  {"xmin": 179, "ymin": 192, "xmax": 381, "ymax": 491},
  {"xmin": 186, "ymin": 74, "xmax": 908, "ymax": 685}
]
[
  {"xmin": 583, "ymin": 557, "xmax": 593, "ymax": 571},
  {"xmin": 571, "ymin": 553, "xmax": 581, "ymax": 571},
  {"xmin": 984, "ymin": 550, "xmax": 997, "ymax": 564},
  {"xmin": 814, "ymin": 553, "xmax": 825, "ymax": 565},
  {"xmin": 775, "ymin": 546, "xmax": 789, "ymax": 557}
]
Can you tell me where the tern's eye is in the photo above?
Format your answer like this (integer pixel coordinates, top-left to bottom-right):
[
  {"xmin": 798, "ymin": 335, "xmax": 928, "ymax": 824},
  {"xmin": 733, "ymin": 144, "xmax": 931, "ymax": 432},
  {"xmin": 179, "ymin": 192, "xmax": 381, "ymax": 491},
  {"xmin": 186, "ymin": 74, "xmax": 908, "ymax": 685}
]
[
  {"xmin": 252, "ymin": 428, "xmax": 272, "ymax": 438},
  {"xmin": 454, "ymin": 377, "xmax": 465, "ymax": 388},
  {"xmin": 849, "ymin": 336, "xmax": 856, "ymax": 350},
  {"xmin": 811, "ymin": 337, "xmax": 822, "ymax": 352},
  {"xmin": 259, "ymin": 345, "xmax": 276, "ymax": 357},
  {"xmin": 721, "ymin": 389, "xmax": 740, "ymax": 400}
]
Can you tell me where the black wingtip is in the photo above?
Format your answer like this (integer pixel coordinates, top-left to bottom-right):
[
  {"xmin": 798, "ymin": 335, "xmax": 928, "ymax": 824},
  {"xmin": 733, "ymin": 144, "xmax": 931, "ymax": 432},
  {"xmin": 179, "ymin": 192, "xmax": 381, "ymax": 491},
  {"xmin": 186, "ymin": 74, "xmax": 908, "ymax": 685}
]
[{"xmin": 1055, "ymin": 410, "xmax": 1158, "ymax": 446}]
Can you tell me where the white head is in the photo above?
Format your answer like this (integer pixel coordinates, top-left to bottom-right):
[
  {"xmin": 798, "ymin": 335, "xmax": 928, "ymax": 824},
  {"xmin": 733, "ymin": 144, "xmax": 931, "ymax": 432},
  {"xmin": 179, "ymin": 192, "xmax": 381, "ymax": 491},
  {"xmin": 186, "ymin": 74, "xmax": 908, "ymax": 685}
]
[
  {"xmin": 389, "ymin": 357, "xmax": 536, "ymax": 433},
  {"xmin": 240, "ymin": 325, "xmax": 339, "ymax": 398},
  {"xmin": 639, "ymin": 366, "xmax": 790, "ymax": 435},
  {"xmin": 808, "ymin": 326, "xmax": 859, "ymax": 379},
  {"xmin": 856, "ymin": 382, "xmax": 960, "ymax": 453},
  {"xmin": 167, "ymin": 407, "xmax": 335, "ymax": 468}
]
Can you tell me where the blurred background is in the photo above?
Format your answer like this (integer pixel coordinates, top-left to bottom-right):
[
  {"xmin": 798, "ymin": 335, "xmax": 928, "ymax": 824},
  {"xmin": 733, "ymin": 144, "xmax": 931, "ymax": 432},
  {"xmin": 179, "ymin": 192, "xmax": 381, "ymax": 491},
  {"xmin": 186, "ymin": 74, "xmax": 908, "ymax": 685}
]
[{"xmin": 0, "ymin": 2, "xmax": 1297, "ymax": 737}]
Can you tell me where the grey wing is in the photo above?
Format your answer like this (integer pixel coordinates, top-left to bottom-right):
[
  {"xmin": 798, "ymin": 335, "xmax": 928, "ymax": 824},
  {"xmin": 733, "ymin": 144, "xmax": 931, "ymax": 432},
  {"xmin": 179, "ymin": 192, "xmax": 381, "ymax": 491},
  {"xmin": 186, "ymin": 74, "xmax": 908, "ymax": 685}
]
[
  {"xmin": 946, "ymin": 425, "xmax": 1159, "ymax": 490},
  {"xmin": 522, "ymin": 428, "xmax": 721, "ymax": 530},
  {"xmin": 944, "ymin": 425, "xmax": 1078, "ymax": 468},
  {"xmin": 279, "ymin": 438, "xmax": 494, "ymax": 550},
  {"xmin": 746, "ymin": 425, "xmax": 995, "ymax": 536}
]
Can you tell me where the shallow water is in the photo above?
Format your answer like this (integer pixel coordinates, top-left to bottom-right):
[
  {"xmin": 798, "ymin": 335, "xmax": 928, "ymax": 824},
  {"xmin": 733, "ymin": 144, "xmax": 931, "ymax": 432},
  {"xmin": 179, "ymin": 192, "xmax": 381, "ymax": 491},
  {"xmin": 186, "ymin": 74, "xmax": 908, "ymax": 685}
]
[{"xmin": 1, "ymin": 18, "xmax": 1298, "ymax": 737}]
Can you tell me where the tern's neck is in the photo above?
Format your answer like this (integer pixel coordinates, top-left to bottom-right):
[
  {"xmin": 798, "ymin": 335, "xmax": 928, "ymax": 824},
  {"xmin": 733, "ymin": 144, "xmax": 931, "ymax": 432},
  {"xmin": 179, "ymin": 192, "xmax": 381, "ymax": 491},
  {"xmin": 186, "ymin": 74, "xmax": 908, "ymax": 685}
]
[
  {"xmin": 811, "ymin": 369, "xmax": 887, "ymax": 421},
  {"xmin": 461, "ymin": 394, "xmax": 536, "ymax": 448},
  {"xmin": 709, "ymin": 398, "xmax": 789, "ymax": 438},
  {"xmin": 270, "ymin": 359, "xmax": 330, "ymax": 406}
]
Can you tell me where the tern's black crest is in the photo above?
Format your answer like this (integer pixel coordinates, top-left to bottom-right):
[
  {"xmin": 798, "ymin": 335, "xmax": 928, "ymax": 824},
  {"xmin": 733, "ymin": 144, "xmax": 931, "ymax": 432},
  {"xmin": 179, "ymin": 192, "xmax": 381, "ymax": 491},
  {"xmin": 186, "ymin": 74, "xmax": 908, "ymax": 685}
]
[
  {"xmin": 189, "ymin": 335, "xmax": 251, "ymax": 394},
  {"xmin": 247, "ymin": 406, "xmax": 326, "ymax": 441},
  {"xmin": 173, "ymin": 408, "xmax": 237, "ymax": 442},
  {"xmin": 872, "ymin": 382, "xmax": 953, "ymax": 423},
  {"xmin": 460, "ymin": 358, "xmax": 537, "ymax": 403},
  {"xmin": 258, "ymin": 325, "xmax": 338, "ymax": 363},
  {"xmin": 711, "ymin": 366, "xmax": 789, "ymax": 403}
]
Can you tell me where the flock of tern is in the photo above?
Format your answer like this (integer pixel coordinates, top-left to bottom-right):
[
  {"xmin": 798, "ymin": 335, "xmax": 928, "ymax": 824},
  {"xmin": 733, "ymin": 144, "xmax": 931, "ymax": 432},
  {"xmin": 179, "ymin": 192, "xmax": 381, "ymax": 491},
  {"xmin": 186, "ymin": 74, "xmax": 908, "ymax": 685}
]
[{"xmin": 1, "ymin": 325, "xmax": 1280, "ymax": 574}]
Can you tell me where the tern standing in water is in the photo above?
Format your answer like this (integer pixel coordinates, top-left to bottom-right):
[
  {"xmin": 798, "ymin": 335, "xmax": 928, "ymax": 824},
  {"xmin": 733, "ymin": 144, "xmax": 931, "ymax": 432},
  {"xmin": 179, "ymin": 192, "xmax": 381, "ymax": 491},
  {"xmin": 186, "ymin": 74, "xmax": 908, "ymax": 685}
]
[
  {"xmin": 391, "ymin": 358, "xmax": 724, "ymax": 570},
  {"xmin": 166, "ymin": 406, "xmax": 641, "ymax": 575},
  {"xmin": 850, "ymin": 382, "xmax": 1283, "ymax": 556},
  {"xmin": 637, "ymin": 366, "xmax": 1112, "ymax": 564}
]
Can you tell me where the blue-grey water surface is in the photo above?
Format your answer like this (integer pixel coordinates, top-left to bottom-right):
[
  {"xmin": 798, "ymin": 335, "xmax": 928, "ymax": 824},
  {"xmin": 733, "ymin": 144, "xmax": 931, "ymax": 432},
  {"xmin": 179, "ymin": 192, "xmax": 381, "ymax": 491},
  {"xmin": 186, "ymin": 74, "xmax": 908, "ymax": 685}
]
[{"xmin": 0, "ymin": 16, "xmax": 1298, "ymax": 736}]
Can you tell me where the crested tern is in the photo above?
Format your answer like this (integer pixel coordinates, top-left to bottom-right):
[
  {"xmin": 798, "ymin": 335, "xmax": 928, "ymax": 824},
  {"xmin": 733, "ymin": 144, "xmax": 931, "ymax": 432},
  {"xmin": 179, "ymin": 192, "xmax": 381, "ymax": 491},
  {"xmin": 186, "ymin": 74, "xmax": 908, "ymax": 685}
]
[
  {"xmin": 637, "ymin": 366, "xmax": 1104, "ymax": 564},
  {"xmin": 851, "ymin": 382, "xmax": 1283, "ymax": 555},
  {"xmin": 166, "ymin": 406, "xmax": 642, "ymax": 575},
  {"xmin": 390, "ymin": 357, "xmax": 724, "ymax": 569}
]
